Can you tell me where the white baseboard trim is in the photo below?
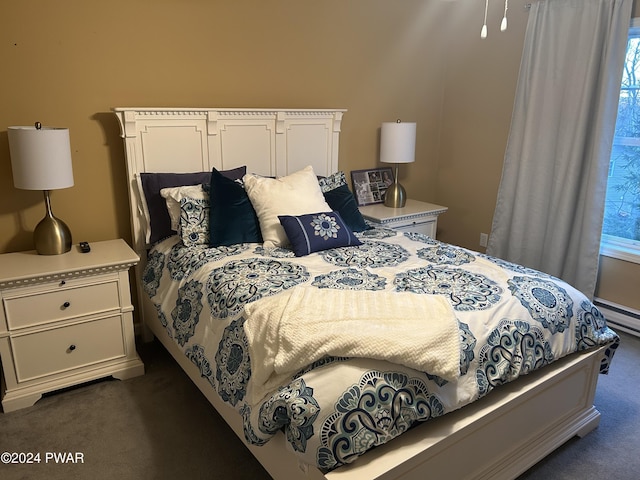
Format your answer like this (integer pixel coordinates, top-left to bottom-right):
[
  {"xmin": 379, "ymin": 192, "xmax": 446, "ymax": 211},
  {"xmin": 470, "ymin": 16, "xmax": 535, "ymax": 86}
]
[{"xmin": 594, "ymin": 298, "xmax": 640, "ymax": 337}]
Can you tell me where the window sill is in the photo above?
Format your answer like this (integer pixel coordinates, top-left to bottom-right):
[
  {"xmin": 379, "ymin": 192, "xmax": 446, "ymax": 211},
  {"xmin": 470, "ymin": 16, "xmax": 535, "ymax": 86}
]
[{"xmin": 600, "ymin": 240, "xmax": 640, "ymax": 265}]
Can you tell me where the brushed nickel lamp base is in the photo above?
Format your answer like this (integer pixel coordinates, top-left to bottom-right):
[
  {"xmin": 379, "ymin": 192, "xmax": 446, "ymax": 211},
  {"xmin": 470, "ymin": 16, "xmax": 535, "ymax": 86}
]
[
  {"xmin": 34, "ymin": 190, "xmax": 72, "ymax": 255},
  {"xmin": 384, "ymin": 166, "xmax": 407, "ymax": 208}
]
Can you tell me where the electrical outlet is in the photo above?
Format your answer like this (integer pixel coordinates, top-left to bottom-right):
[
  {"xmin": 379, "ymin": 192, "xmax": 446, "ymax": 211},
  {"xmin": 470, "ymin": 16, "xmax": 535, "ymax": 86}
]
[{"xmin": 479, "ymin": 233, "xmax": 488, "ymax": 248}]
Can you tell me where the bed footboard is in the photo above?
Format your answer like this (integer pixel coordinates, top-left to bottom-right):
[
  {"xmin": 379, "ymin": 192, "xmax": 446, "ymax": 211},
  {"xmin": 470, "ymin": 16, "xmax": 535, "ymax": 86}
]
[{"xmin": 143, "ymin": 292, "xmax": 605, "ymax": 480}]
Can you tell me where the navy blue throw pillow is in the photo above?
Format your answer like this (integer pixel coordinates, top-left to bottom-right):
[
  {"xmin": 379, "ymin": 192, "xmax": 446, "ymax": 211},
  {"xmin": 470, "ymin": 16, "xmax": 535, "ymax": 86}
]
[
  {"xmin": 278, "ymin": 211, "xmax": 362, "ymax": 257},
  {"xmin": 322, "ymin": 183, "xmax": 370, "ymax": 232},
  {"xmin": 208, "ymin": 168, "xmax": 263, "ymax": 246}
]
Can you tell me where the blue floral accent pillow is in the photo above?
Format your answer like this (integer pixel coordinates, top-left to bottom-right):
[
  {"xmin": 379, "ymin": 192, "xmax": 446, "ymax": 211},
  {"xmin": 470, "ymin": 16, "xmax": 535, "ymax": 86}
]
[
  {"xmin": 179, "ymin": 194, "xmax": 209, "ymax": 247},
  {"xmin": 278, "ymin": 211, "xmax": 362, "ymax": 257},
  {"xmin": 318, "ymin": 171, "xmax": 348, "ymax": 192},
  {"xmin": 160, "ymin": 184, "xmax": 209, "ymax": 246}
]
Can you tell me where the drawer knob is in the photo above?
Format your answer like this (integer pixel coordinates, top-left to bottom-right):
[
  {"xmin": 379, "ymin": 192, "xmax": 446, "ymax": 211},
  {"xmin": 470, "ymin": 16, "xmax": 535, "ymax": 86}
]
[
  {"xmin": 62, "ymin": 301, "xmax": 71, "ymax": 309},
  {"xmin": 68, "ymin": 344, "xmax": 76, "ymax": 352},
  {"xmin": 60, "ymin": 280, "xmax": 66, "ymax": 286}
]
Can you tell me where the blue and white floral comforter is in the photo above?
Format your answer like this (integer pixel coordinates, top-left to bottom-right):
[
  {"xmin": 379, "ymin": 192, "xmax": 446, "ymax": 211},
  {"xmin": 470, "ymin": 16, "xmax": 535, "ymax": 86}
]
[{"xmin": 142, "ymin": 227, "xmax": 618, "ymax": 471}]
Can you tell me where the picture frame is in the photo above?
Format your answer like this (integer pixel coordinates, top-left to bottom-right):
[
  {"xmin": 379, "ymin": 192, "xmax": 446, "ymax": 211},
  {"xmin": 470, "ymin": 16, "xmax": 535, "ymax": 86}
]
[{"xmin": 350, "ymin": 167, "xmax": 394, "ymax": 206}]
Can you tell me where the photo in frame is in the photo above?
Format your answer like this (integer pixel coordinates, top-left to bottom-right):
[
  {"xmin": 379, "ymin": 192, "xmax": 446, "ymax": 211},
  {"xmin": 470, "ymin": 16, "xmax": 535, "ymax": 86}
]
[{"xmin": 350, "ymin": 167, "xmax": 394, "ymax": 206}]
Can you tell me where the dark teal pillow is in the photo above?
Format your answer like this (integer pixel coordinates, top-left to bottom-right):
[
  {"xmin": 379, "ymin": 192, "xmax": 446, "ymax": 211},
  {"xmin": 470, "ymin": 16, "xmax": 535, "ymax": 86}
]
[
  {"xmin": 322, "ymin": 184, "xmax": 370, "ymax": 232},
  {"xmin": 278, "ymin": 211, "xmax": 362, "ymax": 257},
  {"xmin": 208, "ymin": 168, "xmax": 263, "ymax": 246}
]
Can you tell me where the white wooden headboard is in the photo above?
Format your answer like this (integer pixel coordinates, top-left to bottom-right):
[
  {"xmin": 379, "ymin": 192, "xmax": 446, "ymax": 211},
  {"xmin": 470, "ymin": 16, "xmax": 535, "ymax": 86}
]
[
  {"xmin": 113, "ymin": 107, "xmax": 346, "ymax": 328},
  {"xmin": 113, "ymin": 107, "xmax": 345, "ymax": 250}
]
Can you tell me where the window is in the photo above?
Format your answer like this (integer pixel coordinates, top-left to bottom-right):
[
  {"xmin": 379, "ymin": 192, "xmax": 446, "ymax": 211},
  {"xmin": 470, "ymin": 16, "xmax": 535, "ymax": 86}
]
[{"xmin": 601, "ymin": 19, "xmax": 640, "ymax": 264}]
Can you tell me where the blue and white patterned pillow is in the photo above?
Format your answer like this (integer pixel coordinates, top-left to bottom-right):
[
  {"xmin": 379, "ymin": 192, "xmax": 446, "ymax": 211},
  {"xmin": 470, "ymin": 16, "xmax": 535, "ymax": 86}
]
[
  {"xmin": 160, "ymin": 184, "xmax": 206, "ymax": 233},
  {"xmin": 159, "ymin": 184, "xmax": 210, "ymax": 246},
  {"xmin": 179, "ymin": 195, "xmax": 210, "ymax": 247},
  {"xmin": 278, "ymin": 211, "xmax": 362, "ymax": 257},
  {"xmin": 318, "ymin": 171, "xmax": 348, "ymax": 192}
]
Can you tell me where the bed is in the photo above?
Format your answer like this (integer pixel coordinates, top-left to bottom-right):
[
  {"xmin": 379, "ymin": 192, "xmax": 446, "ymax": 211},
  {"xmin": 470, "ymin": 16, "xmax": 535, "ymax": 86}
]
[{"xmin": 113, "ymin": 107, "xmax": 619, "ymax": 480}]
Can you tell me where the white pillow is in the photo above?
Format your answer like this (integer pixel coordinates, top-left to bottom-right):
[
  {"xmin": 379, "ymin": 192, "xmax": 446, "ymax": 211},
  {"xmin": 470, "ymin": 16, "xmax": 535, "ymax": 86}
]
[
  {"xmin": 243, "ymin": 166, "xmax": 331, "ymax": 248},
  {"xmin": 160, "ymin": 185, "xmax": 208, "ymax": 232}
]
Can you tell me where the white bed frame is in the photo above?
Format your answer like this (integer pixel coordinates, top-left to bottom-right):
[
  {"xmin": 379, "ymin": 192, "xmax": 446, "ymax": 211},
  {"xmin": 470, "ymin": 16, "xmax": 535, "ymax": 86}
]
[{"xmin": 114, "ymin": 107, "xmax": 607, "ymax": 480}]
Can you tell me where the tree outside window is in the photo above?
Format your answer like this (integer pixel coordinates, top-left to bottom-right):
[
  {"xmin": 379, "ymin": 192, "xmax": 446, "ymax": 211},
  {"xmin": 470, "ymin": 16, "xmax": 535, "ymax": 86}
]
[{"xmin": 603, "ymin": 26, "xmax": 640, "ymax": 246}]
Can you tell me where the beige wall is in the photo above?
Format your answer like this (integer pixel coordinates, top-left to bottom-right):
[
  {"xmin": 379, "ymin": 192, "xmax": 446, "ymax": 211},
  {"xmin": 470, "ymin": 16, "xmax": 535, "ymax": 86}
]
[
  {"xmin": 436, "ymin": 3, "xmax": 527, "ymax": 248},
  {"xmin": 0, "ymin": 1, "xmax": 637, "ymax": 311},
  {"xmin": 0, "ymin": 0, "xmax": 447, "ymax": 253}
]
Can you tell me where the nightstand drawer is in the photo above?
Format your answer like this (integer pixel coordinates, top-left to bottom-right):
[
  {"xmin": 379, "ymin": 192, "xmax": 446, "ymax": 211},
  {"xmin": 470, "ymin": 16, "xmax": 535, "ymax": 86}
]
[
  {"xmin": 394, "ymin": 219, "xmax": 436, "ymax": 237},
  {"xmin": 4, "ymin": 280, "xmax": 120, "ymax": 330},
  {"xmin": 11, "ymin": 315, "xmax": 126, "ymax": 382}
]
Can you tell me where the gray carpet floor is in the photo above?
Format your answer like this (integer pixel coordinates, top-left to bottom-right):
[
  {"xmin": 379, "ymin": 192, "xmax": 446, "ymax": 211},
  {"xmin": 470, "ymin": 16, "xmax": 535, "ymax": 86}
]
[{"xmin": 1, "ymin": 332, "xmax": 638, "ymax": 480}]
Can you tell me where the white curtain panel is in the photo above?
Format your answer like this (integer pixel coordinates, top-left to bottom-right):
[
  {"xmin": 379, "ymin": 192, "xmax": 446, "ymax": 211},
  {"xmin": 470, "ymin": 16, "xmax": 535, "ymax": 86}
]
[{"xmin": 487, "ymin": 0, "xmax": 633, "ymax": 298}]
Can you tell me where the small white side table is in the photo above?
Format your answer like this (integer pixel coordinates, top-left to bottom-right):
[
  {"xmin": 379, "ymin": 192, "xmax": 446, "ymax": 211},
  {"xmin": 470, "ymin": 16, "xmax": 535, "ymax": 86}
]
[{"xmin": 359, "ymin": 199, "xmax": 448, "ymax": 238}]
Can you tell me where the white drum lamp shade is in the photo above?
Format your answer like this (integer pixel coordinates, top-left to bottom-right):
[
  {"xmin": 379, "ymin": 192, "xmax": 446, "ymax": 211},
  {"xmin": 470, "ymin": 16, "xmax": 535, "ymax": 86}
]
[
  {"xmin": 8, "ymin": 126, "xmax": 74, "ymax": 190},
  {"xmin": 8, "ymin": 124, "xmax": 75, "ymax": 255},
  {"xmin": 380, "ymin": 121, "xmax": 416, "ymax": 208}
]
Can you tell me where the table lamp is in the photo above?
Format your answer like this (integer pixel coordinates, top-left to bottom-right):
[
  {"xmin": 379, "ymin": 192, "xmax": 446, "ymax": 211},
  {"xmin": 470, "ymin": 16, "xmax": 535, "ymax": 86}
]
[
  {"xmin": 8, "ymin": 122, "xmax": 74, "ymax": 255},
  {"xmin": 380, "ymin": 120, "xmax": 416, "ymax": 208}
]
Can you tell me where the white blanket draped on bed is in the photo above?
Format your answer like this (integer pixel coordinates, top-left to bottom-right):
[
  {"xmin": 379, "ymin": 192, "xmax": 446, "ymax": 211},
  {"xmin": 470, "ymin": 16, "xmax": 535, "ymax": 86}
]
[{"xmin": 244, "ymin": 289, "xmax": 461, "ymax": 405}]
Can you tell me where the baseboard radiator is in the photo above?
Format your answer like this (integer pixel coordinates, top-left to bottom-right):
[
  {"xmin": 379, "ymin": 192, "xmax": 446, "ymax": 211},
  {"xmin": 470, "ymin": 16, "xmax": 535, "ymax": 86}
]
[{"xmin": 594, "ymin": 298, "xmax": 640, "ymax": 338}]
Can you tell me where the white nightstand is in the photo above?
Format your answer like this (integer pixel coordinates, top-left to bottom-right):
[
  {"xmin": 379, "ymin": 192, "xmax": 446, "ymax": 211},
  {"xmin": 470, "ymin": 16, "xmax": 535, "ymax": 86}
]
[
  {"xmin": 0, "ymin": 239, "xmax": 145, "ymax": 412},
  {"xmin": 359, "ymin": 199, "xmax": 448, "ymax": 238}
]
